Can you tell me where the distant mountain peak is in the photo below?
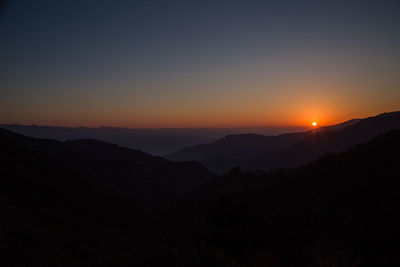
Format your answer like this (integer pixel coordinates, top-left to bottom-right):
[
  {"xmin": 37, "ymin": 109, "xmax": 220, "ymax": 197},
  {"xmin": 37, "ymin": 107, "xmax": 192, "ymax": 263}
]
[{"xmin": 167, "ymin": 111, "xmax": 400, "ymax": 174}]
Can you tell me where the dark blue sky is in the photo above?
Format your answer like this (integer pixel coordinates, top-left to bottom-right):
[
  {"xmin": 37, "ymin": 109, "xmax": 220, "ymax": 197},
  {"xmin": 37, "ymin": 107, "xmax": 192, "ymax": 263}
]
[{"xmin": 1, "ymin": 0, "xmax": 400, "ymax": 127}]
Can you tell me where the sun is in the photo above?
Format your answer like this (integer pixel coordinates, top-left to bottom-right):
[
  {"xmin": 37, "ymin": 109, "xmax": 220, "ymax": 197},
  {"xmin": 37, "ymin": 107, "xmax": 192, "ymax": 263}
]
[{"xmin": 312, "ymin": 121, "xmax": 317, "ymax": 127}]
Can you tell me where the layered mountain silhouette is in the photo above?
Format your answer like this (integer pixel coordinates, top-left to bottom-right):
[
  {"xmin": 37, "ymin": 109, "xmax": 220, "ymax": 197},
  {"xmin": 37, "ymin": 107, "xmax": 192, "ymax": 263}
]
[
  {"xmin": 167, "ymin": 111, "xmax": 400, "ymax": 173},
  {"xmin": 0, "ymin": 124, "xmax": 307, "ymax": 155},
  {"xmin": 0, "ymin": 127, "xmax": 215, "ymax": 210},
  {"xmin": 1, "ymin": 120, "xmax": 400, "ymax": 265},
  {"xmin": 0, "ymin": 125, "xmax": 217, "ymax": 155},
  {"xmin": 158, "ymin": 128, "xmax": 400, "ymax": 265}
]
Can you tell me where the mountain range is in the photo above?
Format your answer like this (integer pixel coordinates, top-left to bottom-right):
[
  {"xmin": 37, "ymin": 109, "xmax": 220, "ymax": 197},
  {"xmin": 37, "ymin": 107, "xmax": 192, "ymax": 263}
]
[
  {"xmin": 0, "ymin": 124, "xmax": 307, "ymax": 155},
  {"xmin": 158, "ymin": 128, "xmax": 400, "ymax": 266},
  {"xmin": 0, "ymin": 127, "xmax": 215, "ymax": 210},
  {"xmin": 167, "ymin": 111, "xmax": 400, "ymax": 173},
  {"xmin": 1, "ymin": 113, "xmax": 400, "ymax": 265}
]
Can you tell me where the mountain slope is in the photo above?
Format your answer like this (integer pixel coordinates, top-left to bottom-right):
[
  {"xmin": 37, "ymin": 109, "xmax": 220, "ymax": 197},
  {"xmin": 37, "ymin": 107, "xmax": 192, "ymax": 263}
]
[
  {"xmin": 167, "ymin": 111, "xmax": 400, "ymax": 173},
  {"xmin": 167, "ymin": 131, "xmax": 309, "ymax": 161},
  {"xmin": 2, "ymin": 127, "xmax": 400, "ymax": 266},
  {"xmin": 0, "ymin": 124, "xmax": 219, "ymax": 155},
  {"xmin": 0, "ymin": 124, "xmax": 308, "ymax": 156},
  {"xmin": 243, "ymin": 111, "xmax": 400, "ymax": 170},
  {"xmin": 158, "ymin": 129, "xmax": 400, "ymax": 266},
  {"xmin": 0, "ymin": 127, "xmax": 215, "ymax": 209},
  {"xmin": 0, "ymin": 128, "xmax": 168, "ymax": 266}
]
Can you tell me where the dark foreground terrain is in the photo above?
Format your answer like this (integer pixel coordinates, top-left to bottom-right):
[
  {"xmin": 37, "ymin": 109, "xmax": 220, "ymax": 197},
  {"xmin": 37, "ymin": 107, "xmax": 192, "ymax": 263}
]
[{"xmin": 1, "ymin": 126, "xmax": 400, "ymax": 266}]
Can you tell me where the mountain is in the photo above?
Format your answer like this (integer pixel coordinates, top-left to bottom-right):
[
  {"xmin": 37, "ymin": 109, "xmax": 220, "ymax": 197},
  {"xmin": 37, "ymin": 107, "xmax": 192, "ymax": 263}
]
[
  {"xmin": 157, "ymin": 129, "xmax": 400, "ymax": 266},
  {"xmin": 167, "ymin": 132, "xmax": 309, "ymax": 161},
  {"xmin": 0, "ymin": 127, "xmax": 176, "ymax": 265},
  {"xmin": 243, "ymin": 111, "xmax": 400, "ymax": 170},
  {"xmin": 167, "ymin": 111, "xmax": 400, "ymax": 173},
  {"xmin": 2, "ymin": 125, "xmax": 400, "ymax": 266},
  {"xmin": 0, "ymin": 125, "xmax": 217, "ymax": 155},
  {"xmin": 0, "ymin": 127, "xmax": 215, "ymax": 209},
  {"xmin": 0, "ymin": 124, "xmax": 308, "ymax": 155}
]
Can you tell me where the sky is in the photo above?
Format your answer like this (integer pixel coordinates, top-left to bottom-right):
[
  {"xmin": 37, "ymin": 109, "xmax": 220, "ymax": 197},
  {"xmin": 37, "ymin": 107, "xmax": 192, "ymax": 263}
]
[{"xmin": 1, "ymin": 0, "xmax": 400, "ymax": 128}]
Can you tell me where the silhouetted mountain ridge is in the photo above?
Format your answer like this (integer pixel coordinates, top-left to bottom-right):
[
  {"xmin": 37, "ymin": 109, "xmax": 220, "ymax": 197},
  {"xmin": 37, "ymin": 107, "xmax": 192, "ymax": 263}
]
[
  {"xmin": 0, "ymin": 124, "xmax": 308, "ymax": 155},
  {"xmin": 167, "ymin": 131, "xmax": 309, "ymax": 161},
  {"xmin": 244, "ymin": 110, "xmax": 400, "ymax": 170},
  {"xmin": 157, "ymin": 129, "xmax": 400, "ymax": 265},
  {"xmin": 167, "ymin": 111, "xmax": 400, "ymax": 173},
  {"xmin": 1, "ymin": 124, "xmax": 400, "ymax": 265},
  {"xmin": 0, "ymin": 127, "xmax": 215, "ymax": 209}
]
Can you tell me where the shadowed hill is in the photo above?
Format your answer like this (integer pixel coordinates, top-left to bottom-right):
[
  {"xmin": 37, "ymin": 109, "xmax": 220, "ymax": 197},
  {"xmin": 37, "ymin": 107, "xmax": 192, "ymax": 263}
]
[
  {"xmin": 0, "ymin": 127, "xmax": 217, "ymax": 265},
  {"xmin": 157, "ymin": 129, "xmax": 400, "ymax": 266},
  {"xmin": 243, "ymin": 111, "xmax": 400, "ymax": 170},
  {"xmin": 167, "ymin": 132, "xmax": 309, "ymax": 161},
  {"xmin": 167, "ymin": 111, "xmax": 400, "ymax": 173},
  {"xmin": 0, "ymin": 124, "xmax": 220, "ymax": 155},
  {"xmin": 0, "ymin": 127, "xmax": 215, "ymax": 209},
  {"xmin": 0, "ymin": 124, "xmax": 308, "ymax": 155},
  {"xmin": 1, "ymin": 126, "xmax": 400, "ymax": 265}
]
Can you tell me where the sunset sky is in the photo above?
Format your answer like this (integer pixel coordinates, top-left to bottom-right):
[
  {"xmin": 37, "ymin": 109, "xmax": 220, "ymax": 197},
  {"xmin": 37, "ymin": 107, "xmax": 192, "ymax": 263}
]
[{"xmin": 1, "ymin": 0, "xmax": 400, "ymax": 128}]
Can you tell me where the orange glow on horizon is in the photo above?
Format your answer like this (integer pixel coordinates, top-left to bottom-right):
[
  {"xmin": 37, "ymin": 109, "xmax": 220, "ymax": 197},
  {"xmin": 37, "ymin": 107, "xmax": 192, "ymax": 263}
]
[{"xmin": 1, "ymin": 101, "xmax": 397, "ymax": 129}]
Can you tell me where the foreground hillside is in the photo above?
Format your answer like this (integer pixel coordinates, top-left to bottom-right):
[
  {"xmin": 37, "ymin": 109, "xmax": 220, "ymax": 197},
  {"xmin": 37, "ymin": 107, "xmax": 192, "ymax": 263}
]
[
  {"xmin": 1, "ymin": 127, "xmax": 400, "ymax": 266},
  {"xmin": 158, "ymin": 129, "xmax": 400, "ymax": 266},
  {"xmin": 0, "ymin": 127, "xmax": 216, "ymax": 266}
]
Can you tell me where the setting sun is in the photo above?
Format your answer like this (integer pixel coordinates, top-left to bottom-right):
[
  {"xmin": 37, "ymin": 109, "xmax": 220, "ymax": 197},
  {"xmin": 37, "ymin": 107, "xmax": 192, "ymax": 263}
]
[{"xmin": 312, "ymin": 122, "xmax": 317, "ymax": 127}]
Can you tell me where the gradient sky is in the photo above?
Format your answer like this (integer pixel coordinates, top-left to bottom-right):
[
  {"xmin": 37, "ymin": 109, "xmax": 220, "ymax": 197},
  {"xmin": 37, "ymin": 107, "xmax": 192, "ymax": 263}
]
[{"xmin": 1, "ymin": 0, "xmax": 400, "ymax": 128}]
